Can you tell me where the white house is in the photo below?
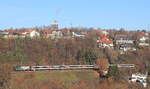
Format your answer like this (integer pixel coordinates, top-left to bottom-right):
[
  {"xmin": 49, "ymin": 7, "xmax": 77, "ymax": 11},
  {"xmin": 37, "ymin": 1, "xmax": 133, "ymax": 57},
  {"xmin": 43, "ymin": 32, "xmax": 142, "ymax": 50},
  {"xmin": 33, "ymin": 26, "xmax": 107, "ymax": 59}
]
[
  {"xmin": 17, "ymin": 29, "xmax": 40, "ymax": 38},
  {"xmin": 72, "ymin": 32, "xmax": 85, "ymax": 37},
  {"xmin": 25, "ymin": 30, "xmax": 40, "ymax": 38},
  {"xmin": 97, "ymin": 35, "xmax": 114, "ymax": 48},
  {"xmin": 119, "ymin": 44, "xmax": 136, "ymax": 52},
  {"xmin": 50, "ymin": 30, "xmax": 63, "ymax": 39},
  {"xmin": 97, "ymin": 39, "xmax": 113, "ymax": 48},
  {"xmin": 41, "ymin": 30, "xmax": 63, "ymax": 39},
  {"xmin": 138, "ymin": 36, "xmax": 149, "ymax": 46},
  {"xmin": 101, "ymin": 30, "xmax": 109, "ymax": 35},
  {"xmin": 1, "ymin": 29, "xmax": 40, "ymax": 38},
  {"xmin": 129, "ymin": 73, "xmax": 147, "ymax": 87},
  {"xmin": 139, "ymin": 43, "xmax": 149, "ymax": 46},
  {"xmin": 136, "ymin": 32, "xmax": 149, "ymax": 47},
  {"xmin": 139, "ymin": 36, "xmax": 149, "ymax": 42},
  {"xmin": 114, "ymin": 34, "xmax": 134, "ymax": 45}
]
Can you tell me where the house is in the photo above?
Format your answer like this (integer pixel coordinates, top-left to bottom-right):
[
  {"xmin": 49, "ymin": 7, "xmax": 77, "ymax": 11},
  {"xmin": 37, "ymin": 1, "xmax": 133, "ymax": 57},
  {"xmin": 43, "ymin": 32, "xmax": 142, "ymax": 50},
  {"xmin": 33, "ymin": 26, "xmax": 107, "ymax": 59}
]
[
  {"xmin": 23, "ymin": 29, "xmax": 40, "ymax": 38},
  {"xmin": 136, "ymin": 32, "xmax": 149, "ymax": 46},
  {"xmin": 114, "ymin": 34, "xmax": 136, "ymax": 52},
  {"xmin": 139, "ymin": 42, "xmax": 149, "ymax": 46},
  {"xmin": 101, "ymin": 30, "xmax": 109, "ymax": 35},
  {"xmin": 0, "ymin": 31, "xmax": 2, "ymax": 35},
  {"xmin": 72, "ymin": 32, "xmax": 85, "ymax": 38},
  {"xmin": 61, "ymin": 29, "xmax": 72, "ymax": 38},
  {"xmin": 0, "ymin": 30, "xmax": 13, "ymax": 38},
  {"xmin": 114, "ymin": 34, "xmax": 134, "ymax": 45},
  {"xmin": 1, "ymin": 29, "xmax": 40, "ymax": 38},
  {"xmin": 97, "ymin": 35, "xmax": 113, "ymax": 48},
  {"xmin": 1, "ymin": 30, "xmax": 21, "ymax": 38},
  {"xmin": 119, "ymin": 44, "xmax": 136, "ymax": 52},
  {"xmin": 129, "ymin": 73, "xmax": 147, "ymax": 87},
  {"xmin": 41, "ymin": 30, "xmax": 53, "ymax": 38},
  {"xmin": 0, "ymin": 31, "xmax": 8, "ymax": 39},
  {"xmin": 97, "ymin": 39, "xmax": 113, "ymax": 48},
  {"xmin": 0, "ymin": 31, "xmax": 9, "ymax": 36},
  {"xmin": 51, "ymin": 30, "xmax": 63, "ymax": 39},
  {"xmin": 41, "ymin": 30, "xmax": 63, "ymax": 39}
]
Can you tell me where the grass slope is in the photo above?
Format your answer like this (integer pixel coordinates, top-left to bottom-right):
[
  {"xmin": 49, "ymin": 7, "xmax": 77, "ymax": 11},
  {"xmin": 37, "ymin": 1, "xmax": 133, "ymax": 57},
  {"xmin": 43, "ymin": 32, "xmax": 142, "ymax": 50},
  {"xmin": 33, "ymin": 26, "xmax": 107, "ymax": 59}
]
[{"xmin": 11, "ymin": 70, "xmax": 99, "ymax": 89}]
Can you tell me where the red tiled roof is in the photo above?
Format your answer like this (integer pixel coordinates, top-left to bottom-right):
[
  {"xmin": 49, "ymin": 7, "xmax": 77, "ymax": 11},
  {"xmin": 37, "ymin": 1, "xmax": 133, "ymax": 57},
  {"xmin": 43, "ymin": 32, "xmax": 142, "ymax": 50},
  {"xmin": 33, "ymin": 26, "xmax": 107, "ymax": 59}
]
[
  {"xmin": 136, "ymin": 32, "xmax": 145, "ymax": 37},
  {"xmin": 41, "ymin": 30, "xmax": 53, "ymax": 34},
  {"xmin": 115, "ymin": 34, "xmax": 128, "ymax": 37},
  {"xmin": 100, "ymin": 34, "xmax": 109, "ymax": 39},
  {"xmin": 25, "ymin": 29, "xmax": 37, "ymax": 33},
  {"xmin": 4, "ymin": 29, "xmax": 37, "ymax": 34},
  {"xmin": 99, "ymin": 39, "xmax": 113, "ymax": 44},
  {"xmin": 61, "ymin": 29, "xmax": 70, "ymax": 33}
]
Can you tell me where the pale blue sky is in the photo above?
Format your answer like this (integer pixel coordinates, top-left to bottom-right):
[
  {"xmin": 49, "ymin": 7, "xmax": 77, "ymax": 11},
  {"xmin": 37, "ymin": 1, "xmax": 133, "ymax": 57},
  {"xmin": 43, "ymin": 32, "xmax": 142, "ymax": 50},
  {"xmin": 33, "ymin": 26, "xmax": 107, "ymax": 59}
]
[{"xmin": 0, "ymin": 0, "xmax": 150, "ymax": 30}]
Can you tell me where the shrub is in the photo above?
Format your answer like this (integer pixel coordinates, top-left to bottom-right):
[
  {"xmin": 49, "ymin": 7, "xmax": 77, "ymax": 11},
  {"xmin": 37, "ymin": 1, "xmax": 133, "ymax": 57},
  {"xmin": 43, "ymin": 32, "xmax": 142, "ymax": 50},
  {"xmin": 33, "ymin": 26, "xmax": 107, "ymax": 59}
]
[
  {"xmin": 106, "ymin": 65, "xmax": 120, "ymax": 80},
  {"xmin": 0, "ymin": 64, "xmax": 11, "ymax": 89}
]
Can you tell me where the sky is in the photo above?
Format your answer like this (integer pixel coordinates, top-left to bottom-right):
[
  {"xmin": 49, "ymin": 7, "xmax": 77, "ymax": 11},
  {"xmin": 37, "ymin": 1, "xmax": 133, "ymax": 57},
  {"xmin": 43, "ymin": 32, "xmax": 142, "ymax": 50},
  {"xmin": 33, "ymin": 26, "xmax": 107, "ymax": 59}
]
[{"xmin": 0, "ymin": 0, "xmax": 150, "ymax": 30}]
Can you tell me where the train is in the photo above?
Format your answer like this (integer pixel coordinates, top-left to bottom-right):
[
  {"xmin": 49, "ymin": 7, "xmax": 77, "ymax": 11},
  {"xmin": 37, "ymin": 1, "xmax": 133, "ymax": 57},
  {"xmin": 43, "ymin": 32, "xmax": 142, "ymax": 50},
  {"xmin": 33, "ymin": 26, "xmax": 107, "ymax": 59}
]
[
  {"xmin": 14, "ymin": 64, "xmax": 135, "ymax": 71},
  {"xmin": 14, "ymin": 65, "xmax": 98, "ymax": 71}
]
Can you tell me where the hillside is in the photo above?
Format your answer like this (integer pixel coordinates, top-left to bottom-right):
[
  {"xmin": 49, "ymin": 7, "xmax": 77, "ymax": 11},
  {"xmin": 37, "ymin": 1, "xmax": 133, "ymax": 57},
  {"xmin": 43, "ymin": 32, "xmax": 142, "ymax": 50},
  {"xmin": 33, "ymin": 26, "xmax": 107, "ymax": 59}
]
[
  {"xmin": 0, "ymin": 29, "xmax": 150, "ymax": 89},
  {"xmin": 11, "ymin": 70, "xmax": 100, "ymax": 89},
  {"xmin": 7, "ymin": 70, "xmax": 147, "ymax": 89}
]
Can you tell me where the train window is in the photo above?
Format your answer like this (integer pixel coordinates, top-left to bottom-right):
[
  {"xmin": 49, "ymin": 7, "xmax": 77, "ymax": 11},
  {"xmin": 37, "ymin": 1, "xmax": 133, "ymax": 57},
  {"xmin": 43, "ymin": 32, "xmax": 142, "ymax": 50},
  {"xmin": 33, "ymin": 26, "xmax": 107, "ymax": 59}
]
[{"xmin": 33, "ymin": 66, "xmax": 41, "ymax": 68}]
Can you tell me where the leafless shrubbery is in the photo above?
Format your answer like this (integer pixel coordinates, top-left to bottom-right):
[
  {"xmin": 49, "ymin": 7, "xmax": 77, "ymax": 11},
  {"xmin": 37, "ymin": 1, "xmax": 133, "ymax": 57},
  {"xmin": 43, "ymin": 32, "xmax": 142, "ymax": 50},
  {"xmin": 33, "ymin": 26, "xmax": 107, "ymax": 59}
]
[{"xmin": 0, "ymin": 64, "xmax": 11, "ymax": 89}]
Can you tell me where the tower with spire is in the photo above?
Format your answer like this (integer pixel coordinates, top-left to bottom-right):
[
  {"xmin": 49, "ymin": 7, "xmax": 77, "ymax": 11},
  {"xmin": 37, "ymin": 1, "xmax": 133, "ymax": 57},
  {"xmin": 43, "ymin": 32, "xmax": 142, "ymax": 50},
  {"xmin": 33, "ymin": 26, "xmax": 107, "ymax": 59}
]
[{"xmin": 51, "ymin": 20, "xmax": 59, "ymax": 30}]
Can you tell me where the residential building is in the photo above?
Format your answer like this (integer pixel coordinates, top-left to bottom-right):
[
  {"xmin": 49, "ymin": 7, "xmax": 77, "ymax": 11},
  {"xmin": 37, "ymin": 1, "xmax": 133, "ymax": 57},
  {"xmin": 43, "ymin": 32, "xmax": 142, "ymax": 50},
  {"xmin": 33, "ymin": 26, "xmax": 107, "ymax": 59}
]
[
  {"xmin": 97, "ymin": 35, "xmax": 113, "ymax": 48},
  {"xmin": 72, "ymin": 32, "xmax": 85, "ymax": 38},
  {"xmin": 119, "ymin": 44, "xmax": 136, "ymax": 52},
  {"xmin": 136, "ymin": 32, "xmax": 149, "ymax": 46},
  {"xmin": 61, "ymin": 29, "xmax": 72, "ymax": 38},
  {"xmin": 41, "ymin": 30, "xmax": 63, "ymax": 39},
  {"xmin": 114, "ymin": 34, "xmax": 134, "ymax": 45},
  {"xmin": 129, "ymin": 73, "xmax": 147, "ymax": 87},
  {"xmin": 25, "ymin": 29, "xmax": 40, "ymax": 38},
  {"xmin": 1, "ymin": 29, "xmax": 40, "ymax": 38},
  {"xmin": 41, "ymin": 30, "xmax": 53, "ymax": 38}
]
